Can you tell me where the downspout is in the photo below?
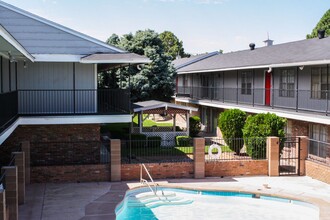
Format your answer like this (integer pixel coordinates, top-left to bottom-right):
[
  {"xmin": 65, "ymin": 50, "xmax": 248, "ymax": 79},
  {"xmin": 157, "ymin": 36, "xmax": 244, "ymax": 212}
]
[
  {"xmin": 327, "ymin": 64, "xmax": 329, "ymax": 115},
  {"xmin": 1, "ymin": 56, "xmax": 3, "ymax": 93},
  {"xmin": 73, "ymin": 62, "xmax": 76, "ymax": 114},
  {"xmin": 9, "ymin": 59, "xmax": 11, "ymax": 92},
  {"xmin": 236, "ymin": 70, "xmax": 239, "ymax": 104},
  {"xmin": 252, "ymin": 69, "xmax": 255, "ymax": 106},
  {"xmin": 296, "ymin": 67, "xmax": 299, "ymax": 112}
]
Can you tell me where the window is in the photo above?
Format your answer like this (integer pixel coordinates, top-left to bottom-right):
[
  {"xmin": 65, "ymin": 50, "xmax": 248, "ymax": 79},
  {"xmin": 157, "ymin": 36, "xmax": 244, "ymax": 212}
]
[
  {"xmin": 309, "ymin": 124, "xmax": 328, "ymax": 158},
  {"xmin": 241, "ymin": 71, "xmax": 252, "ymax": 95},
  {"xmin": 311, "ymin": 67, "xmax": 328, "ymax": 99},
  {"xmin": 279, "ymin": 69, "xmax": 295, "ymax": 97}
]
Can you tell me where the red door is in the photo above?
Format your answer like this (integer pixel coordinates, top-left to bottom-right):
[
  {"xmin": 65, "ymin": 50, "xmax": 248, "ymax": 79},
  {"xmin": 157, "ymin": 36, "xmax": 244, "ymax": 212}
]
[{"xmin": 265, "ymin": 72, "xmax": 271, "ymax": 106}]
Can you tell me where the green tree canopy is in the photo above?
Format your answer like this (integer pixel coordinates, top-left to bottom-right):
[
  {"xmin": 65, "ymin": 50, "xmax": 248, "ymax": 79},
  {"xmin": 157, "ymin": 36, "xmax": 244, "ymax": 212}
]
[
  {"xmin": 159, "ymin": 31, "xmax": 190, "ymax": 60},
  {"xmin": 102, "ymin": 29, "xmax": 177, "ymax": 101},
  {"xmin": 307, "ymin": 9, "xmax": 330, "ymax": 39}
]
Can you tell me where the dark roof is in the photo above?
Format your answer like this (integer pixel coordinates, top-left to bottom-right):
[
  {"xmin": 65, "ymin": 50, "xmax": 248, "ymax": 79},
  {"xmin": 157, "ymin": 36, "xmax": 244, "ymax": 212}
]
[
  {"xmin": 172, "ymin": 51, "xmax": 219, "ymax": 69},
  {"xmin": 133, "ymin": 100, "xmax": 198, "ymax": 113},
  {"xmin": 178, "ymin": 37, "xmax": 330, "ymax": 73}
]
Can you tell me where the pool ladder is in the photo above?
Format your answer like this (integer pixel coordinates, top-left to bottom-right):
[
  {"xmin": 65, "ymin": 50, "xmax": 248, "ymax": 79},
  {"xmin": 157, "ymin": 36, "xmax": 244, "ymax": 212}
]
[{"xmin": 140, "ymin": 163, "xmax": 164, "ymax": 200}]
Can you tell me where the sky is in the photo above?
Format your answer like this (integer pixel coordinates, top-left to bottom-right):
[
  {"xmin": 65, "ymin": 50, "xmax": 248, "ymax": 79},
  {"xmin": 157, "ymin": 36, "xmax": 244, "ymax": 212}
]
[{"xmin": 2, "ymin": 0, "xmax": 329, "ymax": 54}]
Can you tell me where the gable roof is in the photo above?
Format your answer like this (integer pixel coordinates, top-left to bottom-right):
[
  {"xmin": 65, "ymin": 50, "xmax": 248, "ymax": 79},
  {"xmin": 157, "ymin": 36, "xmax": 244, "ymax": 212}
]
[
  {"xmin": 133, "ymin": 100, "xmax": 198, "ymax": 113},
  {"xmin": 172, "ymin": 51, "xmax": 219, "ymax": 70},
  {"xmin": 0, "ymin": 1, "xmax": 124, "ymax": 60},
  {"xmin": 178, "ymin": 37, "xmax": 330, "ymax": 74}
]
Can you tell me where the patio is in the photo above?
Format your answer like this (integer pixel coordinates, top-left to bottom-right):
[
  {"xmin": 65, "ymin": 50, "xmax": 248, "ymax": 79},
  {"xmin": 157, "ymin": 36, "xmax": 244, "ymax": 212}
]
[{"xmin": 19, "ymin": 176, "xmax": 330, "ymax": 220}]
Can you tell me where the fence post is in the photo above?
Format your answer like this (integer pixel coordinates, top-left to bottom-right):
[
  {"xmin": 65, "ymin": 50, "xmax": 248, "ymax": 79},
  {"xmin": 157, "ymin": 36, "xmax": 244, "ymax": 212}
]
[
  {"xmin": 1, "ymin": 167, "xmax": 18, "ymax": 220},
  {"xmin": 110, "ymin": 139, "xmax": 121, "ymax": 182},
  {"xmin": 12, "ymin": 152, "xmax": 25, "ymax": 205},
  {"xmin": 194, "ymin": 138, "xmax": 205, "ymax": 179},
  {"xmin": 21, "ymin": 141, "xmax": 30, "ymax": 185},
  {"xmin": 297, "ymin": 136, "xmax": 308, "ymax": 176},
  {"xmin": 267, "ymin": 137, "xmax": 280, "ymax": 176},
  {"xmin": 0, "ymin": 190, "xmax": 6, "ymax": 220}
]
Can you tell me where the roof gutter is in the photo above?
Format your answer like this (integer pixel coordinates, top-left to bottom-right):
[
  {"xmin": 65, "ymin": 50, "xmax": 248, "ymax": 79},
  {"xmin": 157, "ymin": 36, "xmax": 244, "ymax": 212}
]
[
  {"xmin": 178, "ymin": 59, "xmax": 330, "ymax": 74},
  {"xmin": 0, "ymin": 25, "xmax": 35, "ymax": 62}
]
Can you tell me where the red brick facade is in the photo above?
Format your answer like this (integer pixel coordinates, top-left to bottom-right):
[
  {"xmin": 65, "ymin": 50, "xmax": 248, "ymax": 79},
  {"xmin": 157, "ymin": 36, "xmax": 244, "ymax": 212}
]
[
  {"xmin": 305, "ymin": 160, "xmax": 330, "ymax": 184},
  {"xmin": 4, "ymin": 124, "xmax": 100, "ymax": 146},
  {"xmin": 205, "ymin": 160, "xmax": 268, "ymax": 177},
  {"xmin": 31, "ymin": 164, "xmax": 110, "ymax": 183},
  {"xmin": 121, "ymin": 162, "xmax": 194, "ymax": 181}
]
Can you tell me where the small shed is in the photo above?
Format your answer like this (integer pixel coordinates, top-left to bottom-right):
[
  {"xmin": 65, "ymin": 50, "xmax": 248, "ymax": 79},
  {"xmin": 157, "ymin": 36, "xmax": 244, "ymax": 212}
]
[{"xmin": 132, "ymin": 100, "xmax": 198, "ymax": 145}]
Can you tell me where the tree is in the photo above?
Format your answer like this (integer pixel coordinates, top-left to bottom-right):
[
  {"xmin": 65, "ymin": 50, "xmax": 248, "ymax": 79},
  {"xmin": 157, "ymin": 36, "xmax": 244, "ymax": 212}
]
[
  {"xmin": 159, "ymin": 31, "xmax": 190, "ymax": 60},
  {"xmin": 189, "ymin": 116, "xmax": 201, "ymax": 137},
  {"xmin": 218, "ymin": 109, "xmax": 247, "ymax": 155},
  {"xmin": 307, "ymin": 9, "xmax": 330, "ymax": 39},
  {"xmin": 243, "ymin": 113, "xmax": 286, "ymax": 159},
  {"xmin": 102, "ymin": 29, "xmax": 177, "ymax": 101}
]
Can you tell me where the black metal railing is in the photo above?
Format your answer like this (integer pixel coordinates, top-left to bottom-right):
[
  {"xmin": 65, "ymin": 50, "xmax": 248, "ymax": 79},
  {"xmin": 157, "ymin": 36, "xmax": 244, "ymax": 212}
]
[
  {"xmin": 205, "ymin": 137, "xmax": 267, "ymax": 161},
  {"xmin": 176, "ymin": 86, "xmax": 330, "ymax": 115},
  {"xmin": 0, "ymin": 91, "xmax": 18, "ymax": 133},
  {"xmin": 308, "ymin": 139, "xmax": 330, "ymax": 166},
  {"xmin": 0, "ymin": 144, "xmax": 21, "ymax": 190},
  {"xmin": 18, "ymin": 88, "xmax": 130, "ymax": 115},
  {"xmin": 121, "ymin": 139, "xmax": 194, "ymax": 164},
  {"xmin": 30, "ymin": 141, "xmax": 109, "ymax": 166}
]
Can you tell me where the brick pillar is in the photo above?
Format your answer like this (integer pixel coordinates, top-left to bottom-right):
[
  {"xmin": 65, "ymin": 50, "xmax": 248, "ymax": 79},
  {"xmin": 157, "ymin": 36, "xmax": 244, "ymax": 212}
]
[
  {"xmin": 267, "ymin": 137, "xmax": 280, "ymax": 176},
  {"xmin": 1, "ymin": 167, "xmax": 18, "ymax": 220},
  {"xmin": 13, "ymin": 152, "xmax": 25, "ymax": 205},
  {"xmin": 21, "ymin": 141, "xmax": 30, "ymax": 185},
  {"xmin": 110, "ymin": 139, "xmax": 121, "ymax": 181},
  {"xmin": 194, "ymin": 138, "xmax": 205, "ymax": 179},
  {"xmin": 298, "ymin": 136, "xmax": 308, "ymax": 176},
  {"xmin": 0, "ymin": 190, "xmax": 6, "ymax": 220}
]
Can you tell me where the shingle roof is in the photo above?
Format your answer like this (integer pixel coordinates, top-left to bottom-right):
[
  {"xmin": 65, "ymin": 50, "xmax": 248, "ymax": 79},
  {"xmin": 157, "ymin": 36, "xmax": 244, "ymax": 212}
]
[
  {"xmin": 0, "ymin": 1, "xmax": 124, "ymax": 56},
  {"xmin": 172, "ymin": 51, "xmax": 219, "ymax": 69},
  {"xmin": 178, "ymin": 37, "xmax": 330, "ymax": 73}
]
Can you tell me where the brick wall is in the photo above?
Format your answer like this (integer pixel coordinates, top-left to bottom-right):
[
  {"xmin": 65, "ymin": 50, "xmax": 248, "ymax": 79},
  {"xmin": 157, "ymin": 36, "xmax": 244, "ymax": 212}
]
[
  {"xmin": 121, "ymin": 162, "xmax": 194, "ymax": 181},
  {"xmin": 4, "ymin": 124, "xmax": 100, "ymax": 146},
  {"xmin": 31, "ymin": 164, "xmax": 110, "ymax": 183},
  {"xmin": 289, "ymin": 119, "xmax": 309, "ymax": 137},
  {"xmin": 205, "ymin": 160, "xmax": 268, "ymax": 177},
  {"xmin": 305, "ymin": 160, "xmax": 330, "ymax": 184}
]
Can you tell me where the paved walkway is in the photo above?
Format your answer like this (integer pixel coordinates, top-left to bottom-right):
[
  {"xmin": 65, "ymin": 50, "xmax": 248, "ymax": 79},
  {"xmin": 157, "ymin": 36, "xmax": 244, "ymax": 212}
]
[{"xmin": 19, "ymin": 176, "xmax": 330, "ymax": 220}]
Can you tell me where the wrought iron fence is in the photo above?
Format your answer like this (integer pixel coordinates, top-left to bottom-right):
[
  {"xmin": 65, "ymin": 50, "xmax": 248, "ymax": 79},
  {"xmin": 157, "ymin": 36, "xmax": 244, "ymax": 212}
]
[
  {"xmin": 205, "ymin": 137, "xmax": 267, "ymax": 161},
  {"xmin": 121, "ymin": 139, "xmax": 194, "ymax": 164},
  {"xmin": 308, "ymin": 139, "xmax": 330, "ymax": 166},
  {"xmin": 176, "ymin": 86, "xmax": 330, "ymax": 115},
  {"xmin": 30, "ymin": 141, "xmax": 109, "ymax": 166}
]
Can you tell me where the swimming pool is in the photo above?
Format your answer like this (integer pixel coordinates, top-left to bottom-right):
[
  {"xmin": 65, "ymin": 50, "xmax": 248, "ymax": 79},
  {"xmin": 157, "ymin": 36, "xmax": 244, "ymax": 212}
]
[{"xmin": 115, "ymin": 187, "xmax": 319, "ymax": 220}]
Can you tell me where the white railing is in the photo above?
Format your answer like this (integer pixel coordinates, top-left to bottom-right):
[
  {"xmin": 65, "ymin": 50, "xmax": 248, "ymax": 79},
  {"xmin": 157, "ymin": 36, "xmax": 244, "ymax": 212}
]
[{"xmin": 140, "ymin": 163, "xmax": 164, "ymax": 199}]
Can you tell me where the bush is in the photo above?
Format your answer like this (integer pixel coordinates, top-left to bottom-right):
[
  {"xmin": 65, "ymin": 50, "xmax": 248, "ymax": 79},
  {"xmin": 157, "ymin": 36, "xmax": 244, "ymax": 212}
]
[
  {"xmin": 189, "ymin": 116, "xmax": 201, "ymax": 137},
  {"xmin": 243, "ymin": 113, "xmax": 286, "ymax": 159},
  {"xmin": 147, "ymin": 136, "xmax": 162, "ymax": 148},
  {"xmin": 176, "ymin": 136, "xmax": 191, "ymax": 147},
  {"xmin": 130, "ymin": 134, "xmax": 147, "ymax": 148},
  {"xmin": 218, "ymin": 109, "xmax": 247, "ymax": 154}
]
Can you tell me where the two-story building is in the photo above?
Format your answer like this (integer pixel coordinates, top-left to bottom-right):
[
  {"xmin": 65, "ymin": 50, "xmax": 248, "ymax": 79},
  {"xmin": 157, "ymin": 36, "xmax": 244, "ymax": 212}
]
[
  {"xmin": 0, "ymin": 1, "xmax": 149, "ymax": 145},
  {"xmin": 174, "ymin": 34, "xmax": 330, "ymax": 147}
]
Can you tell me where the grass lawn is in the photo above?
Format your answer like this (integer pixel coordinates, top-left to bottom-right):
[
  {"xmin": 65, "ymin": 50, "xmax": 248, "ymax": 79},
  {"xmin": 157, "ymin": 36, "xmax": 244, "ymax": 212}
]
[{"xmin": 132, "ymin": 115, "xmax": 173, "ymax": 127}]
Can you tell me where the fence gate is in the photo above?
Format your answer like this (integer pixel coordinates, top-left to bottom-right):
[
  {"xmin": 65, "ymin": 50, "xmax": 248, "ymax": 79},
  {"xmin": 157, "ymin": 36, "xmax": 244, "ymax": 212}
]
[{"xmin": 279, "ymin": 137, "xmax": 300, "ymax": 176}]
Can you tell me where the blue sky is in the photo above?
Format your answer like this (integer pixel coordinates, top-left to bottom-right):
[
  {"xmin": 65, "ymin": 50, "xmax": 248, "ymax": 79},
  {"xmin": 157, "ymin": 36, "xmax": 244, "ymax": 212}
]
[{"xmin": 3, "ymin": 0, "xmax": 329, "ymax": 54}]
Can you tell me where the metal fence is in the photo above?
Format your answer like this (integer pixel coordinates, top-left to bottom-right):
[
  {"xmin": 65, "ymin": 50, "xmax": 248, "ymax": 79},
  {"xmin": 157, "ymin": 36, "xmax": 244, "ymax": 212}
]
[
  {"xmin": 308, "ymin": 139, "xmax": 330, "ymax": 166},
  {"xmin": 176, "ymin": 86, "xmax": 330, "ymax": 115},
  {"xmin": 121, "ymin": 139, "xmax": 194, "ymax": 164},
  {"xmin": 0, "ymin": 144, "xmax": 21, "ymax": 190},
  {"xmin": 205, "ymin": 137, "xmax": 267, "ymax": 161},
  {"xmin": 30, "ymin": 141, "xmax": 110, "ymax": 166}
]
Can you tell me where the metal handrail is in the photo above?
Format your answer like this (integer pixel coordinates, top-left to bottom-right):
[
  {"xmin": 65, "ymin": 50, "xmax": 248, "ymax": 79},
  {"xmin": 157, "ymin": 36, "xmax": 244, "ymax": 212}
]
[{"xmin": 140, "ymin": 163, "xmax": 164, "ymax": 199}]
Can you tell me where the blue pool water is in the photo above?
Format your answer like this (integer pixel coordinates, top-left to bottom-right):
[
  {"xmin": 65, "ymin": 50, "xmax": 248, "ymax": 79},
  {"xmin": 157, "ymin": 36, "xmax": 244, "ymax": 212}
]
[{"xmin": 116, "ymin": 187, "xmax": 319, "ymax": 220}]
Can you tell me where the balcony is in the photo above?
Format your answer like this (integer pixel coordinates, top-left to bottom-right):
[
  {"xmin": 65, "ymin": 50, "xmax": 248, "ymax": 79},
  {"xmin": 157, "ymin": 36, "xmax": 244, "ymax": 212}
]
[
  {"xmin": 0, "ymin": 89, "xmax": 131, "ymax": 133},
  {"xmin": 176, "ymin": 86, "xmax": 330, "ymax": 115}
]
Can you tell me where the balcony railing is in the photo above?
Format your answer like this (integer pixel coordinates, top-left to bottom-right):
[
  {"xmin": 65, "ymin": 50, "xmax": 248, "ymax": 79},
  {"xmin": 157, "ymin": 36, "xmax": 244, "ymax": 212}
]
[
  {"xmin": 0, "ymin": 89, "xmax": 131, "ymax": 133},
  {"xmin": 176, "ymin": 86, "xmax": 330, "ymax": 115}
]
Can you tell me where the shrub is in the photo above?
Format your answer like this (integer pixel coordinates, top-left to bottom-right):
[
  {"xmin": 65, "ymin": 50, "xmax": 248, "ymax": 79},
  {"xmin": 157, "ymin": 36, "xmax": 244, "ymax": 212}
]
[
  {"xmin": 189, "ymin": 116, "xmax": 201, "ymax": 137},
  {"xmin": 130, "ymin": 134, "xmax": 147, "ymax": 148},
  {"xmin": 243, "ymin": 113, "xmax": 286, "ymax": 159},
  {"xmin": 147, "ymin": 136, "xmax": 162, "ymax": 148},
  {"xmin": 218, "ymin": 109, "xmax": 247, "ymax": 154},
  {"xmin": 176, "ymin": 136, "xmax": 191, "ymax": 147}
]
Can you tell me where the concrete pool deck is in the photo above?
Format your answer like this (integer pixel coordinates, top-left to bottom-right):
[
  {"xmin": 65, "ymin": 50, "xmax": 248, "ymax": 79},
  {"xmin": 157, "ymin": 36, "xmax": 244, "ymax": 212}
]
[{"xmin": 19, "ymin": 176, "xmax": 330, "ymax": 220}]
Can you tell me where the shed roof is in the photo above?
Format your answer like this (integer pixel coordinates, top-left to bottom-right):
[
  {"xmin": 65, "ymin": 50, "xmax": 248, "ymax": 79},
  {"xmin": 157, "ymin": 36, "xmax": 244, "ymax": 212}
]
[
  {"xmin": 177, "ymin": 37, "xmax": 330, "ymax": 74},
  {"xmin": 133, "ymin": 100, "xmax": 198, "ymax": 113}
]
